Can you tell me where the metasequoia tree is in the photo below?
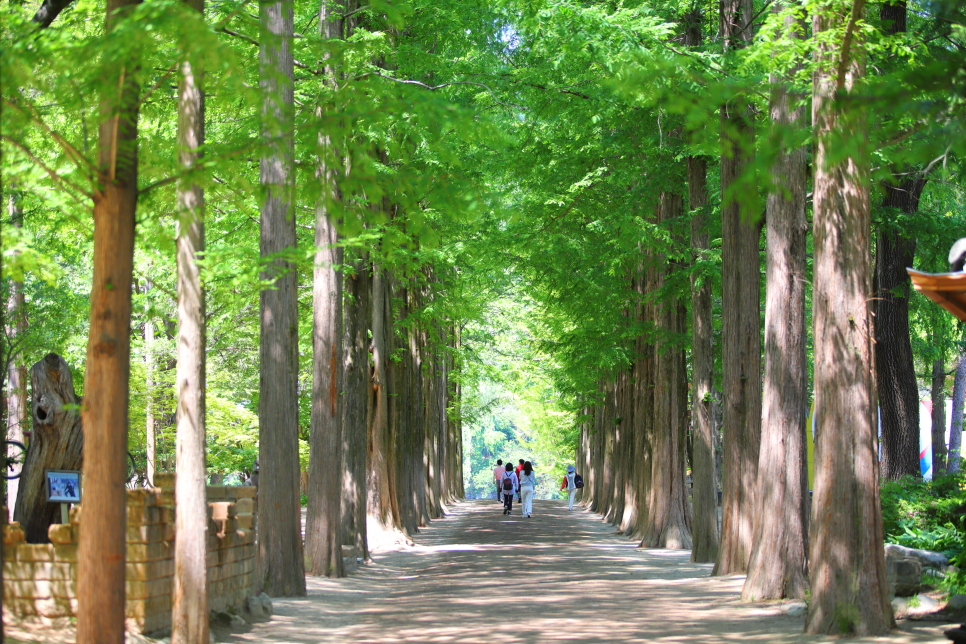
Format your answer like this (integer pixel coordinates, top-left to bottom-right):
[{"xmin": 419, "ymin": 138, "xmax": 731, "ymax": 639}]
[
  {"xmin": 806, "ymin": 0, "xmax": 894, "ymax": 632},
  {"xmin": 171, "ymin": 0, "xmax": 209, "ymax": 640},
  {"xmin": 715, "ymin": 0, "xmax": 762, "ymax": 577},
  {"xmin": 874, "ymin": 0, "xmax": 927, "ymax": 481},
  {"xmin": 742, "ymin": 0, "xmax": 808, "ymax": 600},
  {"xmin": 257, "ymin": 0, "xmax": 305, "ymax": 596},
  {"xmin": 5, "ymin": 189, "xmax": 28, "ymax": 512},
  {"xmin": 684, "ymin": 7, "xmax": 718, "ymax": 564},
  {"xmin": 950, "ymin": 348, "xmax": 966, "ymax": 473},
  {"xmin": 641, "ymin": 192, "xmax": 692, "ymax": 549},
  {"xmin": 305, "ymin": 0, "xmax": 346, "ymax": 580},
  {"xmin": 77, "ymin": 0, "xmax": 141, "ymax": 640},
  {"xmin": 931, "ymin": 354, "xmax": 947, "ymax": 475}
]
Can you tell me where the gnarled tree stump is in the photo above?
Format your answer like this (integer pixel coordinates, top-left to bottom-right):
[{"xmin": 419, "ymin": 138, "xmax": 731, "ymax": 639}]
[{"xmin": 13, "ymin": 353, "xmax": 84, "ymax": 543}]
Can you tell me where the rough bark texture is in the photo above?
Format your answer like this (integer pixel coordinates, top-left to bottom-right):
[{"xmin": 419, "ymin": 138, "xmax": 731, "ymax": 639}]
[
  {"xmin": 931, "ymin": 356, "xmax": 947, "ymax": 476},
  {"xmin": 949, "ymin": 349, "xmax": 966, "ymax": 473},
  {"xmin": 742, "ymin": 21, "xmax": 809, "ymax": 598},
  {"xmin": 171, "ymin": 5, "xmax": 209, "ymax": 640},
  {"xmin": 13, "ymin": 354, "xmax": 84, "ymax": 543},
  {"xmin": 874, "ymin": 222, "xmax": 921, "ymax": 480},
  {"xmin": 6, "ymin": 189, "xmax": 28, "ymax": 513},
  {"xmin": 640, "ymin": 193, "xmax": 692, "ymax": 549},
  {"xmin": 342, "ymin": 252, "xmax": 370, "ymax": 559},
  {"xmin": 257, "ymin": 0, "xmax": 305, "ymax": 597},
  {"xmin": 144, "ymin": 311, "xmax": 156, "ymax": 486},
  {"xmin": 806, "ymin": 4, "xmax": 894, "ymax": 632},
  {"xmin": 714, "ymin": 0, "xmax": 761, "ymax": 577},
  {"xmin": 687, "ymin": 149, "xmax": 718, "ymax": 563},
  {"xmin": 77, "ymin": 1, "xmax": 140, "ymax": 638},
  {"xmin": 304, "ymin": 0, "xmax": 346, "ymax": 579}
]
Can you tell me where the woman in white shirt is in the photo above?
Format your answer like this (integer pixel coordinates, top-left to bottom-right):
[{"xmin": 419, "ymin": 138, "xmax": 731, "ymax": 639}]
[
  {"xmin": 560, "ymin": 465, "xmax": 578, "ymax": 511},
  {"xmin": 519, "ymin": 461, "xmax": 537, "ymax": 518}
]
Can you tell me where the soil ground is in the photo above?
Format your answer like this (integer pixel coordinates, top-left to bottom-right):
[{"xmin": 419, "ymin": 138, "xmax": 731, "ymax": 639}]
[
  {"xmin": 223, "ymin": 499, "xmax": 955, "ymax": 644},
  {"xmin": 5, "ymin": 498, "xmax": 959, "ymax": 643}
]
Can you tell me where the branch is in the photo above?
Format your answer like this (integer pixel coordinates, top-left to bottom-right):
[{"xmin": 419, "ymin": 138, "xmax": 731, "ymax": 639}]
[
  {"xmin": 32, "ymin": 0, "xmax": 75, "ymax": 28},
  {"xmin": 366, "ymin": 71, "xmax": 522, "ymax": 109},
  {"xmin": 835, "ymin": 0, "xmax": 868, "ymax": 92},
  {"xmin": 1, "ymin": 136, "xmax": 92, "ymax": 204},
  {"xmin": 3, "ymin": 96, "xmax": 97, "ymax": 175}
]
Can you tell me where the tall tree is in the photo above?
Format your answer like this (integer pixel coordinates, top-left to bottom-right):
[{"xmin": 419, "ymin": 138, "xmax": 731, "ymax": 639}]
[
  {"xmin": 77, "ymin": 0, "xmax": 142, "ymax": 641},
  {"xmin": 144, "ymin": 292, "xmax": 156, "ymax": 486},
  {"xmin": 171, "ymin": 0, "xmax": 209, "ymax": 640},
  {"xmin": 257, "ymin": 0, "xmax": 306, "ymax": 597},
  {"xmin": 743, "ymin": 1, "xmax": 809, "ymax": 599},
  {"xmin": 806, "ymin": 0, "xmax": 894, "ymax": 632},
  {"xmin": 684, "ymin": 7, "xmax": 718, "ymax": 564},
  {"xmin": 305, "ymin": 0, "xmax": 346, "ymax": 580},
  {"xmin": 641, "ymin": 192, "xmax": 692, "ymax": 549},
  {"xmin": 949, "ymin": 346, "xmax": 966, "ymax": 473},
  {"xmin": 931, "ymin": 353, "xmax": 947, "ymax": 476},
  {"xmin": 715, "ymin": 0, "xmax": 762, "ymax": 577},
  {"xmin": 5, "ymin": 189, "xmax": 27, "ymax": 513}
]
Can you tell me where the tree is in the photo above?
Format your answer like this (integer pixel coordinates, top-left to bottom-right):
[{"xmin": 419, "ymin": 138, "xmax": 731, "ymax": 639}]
[
  {"xmin": 950, "ymin": 347, "xmax": 966, "ymax": 473},
  {"xmin": 171, "ymin": 0, "xmax": 209, "ymax": 639},
  {"xmin": 742, "ymin": 0, "xmax": 808, "ymax": 599},
  {"xmin": 5, "ymin": 189, "xmax": 28, "ymax": 512},
  {"xmin": 77, "ymin": 0, "xmax": 142, "ymax": 640},
  {"xmin": 806, "ymin": 0, "xmax": 894, "ymax": 632},
  {"xmin": 931, "ymin": 353, "xmax": 947, "ymax": 476},
  {"xmin": 715, "ymin": 0, "xmax": 762, "ymax": 577},
  {"xmin": 305, "ymin": 0, "xmax": 346, "ymax": 580},
  {"xmin": 257, "ymin": 0, "xmax": 305, "ymax": 597}
]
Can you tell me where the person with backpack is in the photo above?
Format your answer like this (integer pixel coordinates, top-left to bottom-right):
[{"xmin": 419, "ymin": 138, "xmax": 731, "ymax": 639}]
[
  {"xmin": 501, "ymin": 462, "xmax": 519, "ymax": 515},
  {"xmin": 519, "ymin": 461, "xmax": 537, "ymax": 518},
  {"xmin": 560, "ymin": 464, "xmax": 582, "ymax": 511}
]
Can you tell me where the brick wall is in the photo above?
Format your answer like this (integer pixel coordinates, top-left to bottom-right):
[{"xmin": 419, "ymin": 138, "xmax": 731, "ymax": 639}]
[{"xmin": 2, "ymin": 477, "xmax": 257, "ymax": 635}]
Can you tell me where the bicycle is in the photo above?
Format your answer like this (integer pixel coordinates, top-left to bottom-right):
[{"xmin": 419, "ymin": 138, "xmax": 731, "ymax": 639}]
[{"xmin": 3, "ymin": 439, "xmax": 26, "ymax": 480}]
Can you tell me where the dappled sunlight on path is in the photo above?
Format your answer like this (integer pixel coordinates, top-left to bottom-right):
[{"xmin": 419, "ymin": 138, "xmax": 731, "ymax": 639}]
[{"xmin": 224, "ymin": 500, "xmax": 953, "ymax": 644}]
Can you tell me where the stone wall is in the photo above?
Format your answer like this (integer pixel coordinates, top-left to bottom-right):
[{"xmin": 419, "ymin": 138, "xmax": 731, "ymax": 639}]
[{"xmin": 2, "ymin": 477, "xmax": 257, "ymax": 635}]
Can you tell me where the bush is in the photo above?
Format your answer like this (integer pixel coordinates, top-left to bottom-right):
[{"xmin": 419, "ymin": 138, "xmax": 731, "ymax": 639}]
[{"xmin": 881, "ymin": 471, "xmax": 966, "ymax": 594}]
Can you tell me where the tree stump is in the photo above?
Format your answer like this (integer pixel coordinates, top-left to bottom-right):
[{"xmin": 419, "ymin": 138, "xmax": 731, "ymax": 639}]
[{"xmin": 13, "ymin": 353, "xmax": 84, "ymax": 543}]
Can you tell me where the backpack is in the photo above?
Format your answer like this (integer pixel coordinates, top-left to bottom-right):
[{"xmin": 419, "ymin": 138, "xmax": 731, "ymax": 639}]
[
  {"xmin": 502, "ymin": 473, "xmax": 514, "ymax": 491},
  {"xmin": 573, "ymin": 473, "xmax": 584, "ymax": 489}
]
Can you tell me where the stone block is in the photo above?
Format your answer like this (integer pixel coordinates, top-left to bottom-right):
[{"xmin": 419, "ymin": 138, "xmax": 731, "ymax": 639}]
[
  {"xmin": 235, "ymin": 529, "xmax": 254, "ymax": 545},
  {"xmin": 7, "ymin": 578, "xmax": 51, "ymax": 598},
  {"xmin": 126, "ymin": 523, "xmax": 164, "ymax": 544},
  {"xmin": 230, "ymin": 485, "xmax": 256, "ymax": 499},
  {"xmin": 125, "ymin": 577, "xmax": 171, "ymax": 601},
  {"xmin": 4, "ymin": 559, "xmax": 34, "ymax": 580},
  {"xmin": 235, "ymin": 498, "xmax": 255, "ymax": 515},
  {"xmin": 48, "ymin": 578, "xmax": 76, "ymax": 600},
  {"xmin": 153, "ymin": 472, "xmax": 175, "ymax": 489},
  {"xmin": 163, "ymin": 522, "xmax": 175, "ymax": 542},
  {"xmin": 35, "ymin": 596, "xmax": 73, "ymax": 618},
  {"xmin": 128, "ymin": 505, "xmax": 160, "ymax": 527},
  {"xmin": 886, "ymin": 555, "xmax": 922, "ymax": 597},
  {"xmin": 18, "ymin": 544, "xmax": 54, "ymax": 563},
  {"xmin": 47, "ymin": 523, "xmax": 73, "ymax": 545},
  {"xmin": 235, "ymin": 514, "xmax": 254, "ymax": 530},
  {"xmin": 127, "ymin": 542, "xmax": 169, "ymax": 563},
  {"xmin": 3, "ymin": 522, "xmax": 25, "ymax": 546},
  {"xmin": 49, "ymin": 562, "xmax": 76, "ymax": 582},
  {"xmin": 53, "ymin": 543, "xmax": 78, "ymax": 563},
  {"xmin": 4, "ymin": 596, "xmax": 38, "ymax": 616},
  {"xmin": 207, "ymin": 486, "xmax": 228, "ymax": 500}
]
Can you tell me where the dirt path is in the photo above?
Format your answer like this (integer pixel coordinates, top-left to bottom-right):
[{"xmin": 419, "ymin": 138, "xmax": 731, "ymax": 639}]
[{"xmin": 223, "ymin": 499, "xmax": 955, "ymax": 644}]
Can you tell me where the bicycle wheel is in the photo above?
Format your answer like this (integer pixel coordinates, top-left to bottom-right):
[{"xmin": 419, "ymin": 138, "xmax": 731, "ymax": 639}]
[
  {"xmin": 126, "ymin": 451, "xmax": 138, "ymax": 486},
  {"xmin": 4, "ymin": 440, "xmax": 26, "ymax": 480}
]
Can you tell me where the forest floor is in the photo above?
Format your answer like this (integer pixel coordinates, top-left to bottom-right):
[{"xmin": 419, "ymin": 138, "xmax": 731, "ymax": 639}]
[{"xmin": 219, "ymin": 499, "xmax": 955, "ymax": 644}]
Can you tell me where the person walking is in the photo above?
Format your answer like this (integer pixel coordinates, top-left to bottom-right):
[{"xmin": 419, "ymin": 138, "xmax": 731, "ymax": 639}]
[
  {"xmin": 515, "ymin": 459, "xmax": 525, "ymax": 501},
  {"xmin": 519, "ymin": 461, "xmax": 537, "ymax": 518},
  {"xmin": 501, "ymin": 462, "xmax": 519, "ymax": 515},
  {"xmin": 493, "ymin": 459, "xmax": 505, "ymax": 501},
  {"xmin": 560, "ymin": 465, "xmax": 578, "ymax": 511}
]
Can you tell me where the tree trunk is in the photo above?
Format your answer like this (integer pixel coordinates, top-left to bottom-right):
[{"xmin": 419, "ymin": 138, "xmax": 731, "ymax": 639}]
[
  {"xmin": 949, "ymin": 348, "xmax": 966, "ymax": 473},
  {"xmin": 805, "ymin": 4, "xmax": 894, "ymax": 632},
  {"xmin": 171, "ymin": 3, "xmax": 209, "ymax": 639},
  {"xmin": 13, "ymin": 354, "xmax": 84, "ymax": 542},
  {"xmin": 714, "ymin": 0, "xmax": 761, "ymax": 576},
  {"xmin": 686, "ymin": 51, "xmax": 718, "ymax": 560},
  {"xmin": 6, "ymin": 188, "xmax": 28, "ymax": 513},
  {"xmin": 305, "ymin": 0, "xmax": 346, "ymax": 579},
  {"xmin": 642, "ymin": 193, "xmax": 692, "ymax": 549},
  {"xmin": 144, "ymin": 305, "xmax": 156, "ymax": 485},
  {"xmin": 342, "ymin": 251, "xmax": 370, "ymax": 559},
  {"xmin": 743, "ymin": 12, "xmax": 809, "ymax": 597},
  {"xmin": 258, "ymin": 0, "xmax": 305, "ymax": 597},
  {"xmin": 931, "ymin": 356, "xmax": 947, "ymax": 476},
  {"xmin": 76, "ymin": 2, "xmax": 140, "ymax": 639},
  {"xmin": 874, "ymin": 223, "xmax": 921, "ymax": 480}
]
